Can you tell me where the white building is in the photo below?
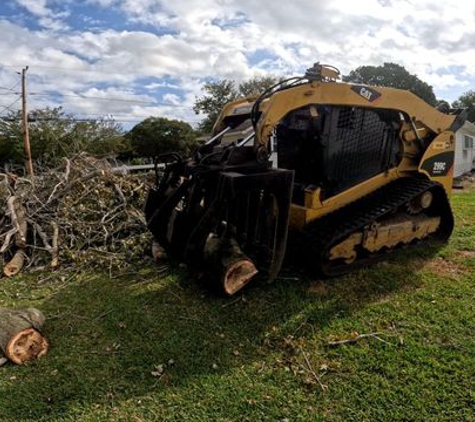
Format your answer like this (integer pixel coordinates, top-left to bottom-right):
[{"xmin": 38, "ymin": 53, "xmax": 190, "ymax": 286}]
[{"xmin": 454, "ymin": 120, "xmax": 475, "ymax": 177}]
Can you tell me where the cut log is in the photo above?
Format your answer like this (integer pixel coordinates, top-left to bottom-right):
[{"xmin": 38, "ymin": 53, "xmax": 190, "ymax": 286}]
[
  {"xmin": 0, "ymin": 308, "xmax": 49, "ymax": 364},
  {"xmin": 204, "ymin": 236, "xmax": 258, "ymax": 295},
  {"xmin": 3, "ymin": 249, "xmax": 26, "ymax": 277},
  {"xmin": 222, "ymin": 259, "xmax": 258, "ymax": 295}
]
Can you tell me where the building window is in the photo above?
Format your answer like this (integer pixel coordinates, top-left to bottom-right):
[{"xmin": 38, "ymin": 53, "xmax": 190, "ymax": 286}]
[{"xmin": 464, "ymin": 135, "xmax": 474, "ymax": 149}]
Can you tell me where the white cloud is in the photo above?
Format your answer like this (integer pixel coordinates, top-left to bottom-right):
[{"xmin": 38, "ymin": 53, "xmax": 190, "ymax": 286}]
[
  {"xmin": 162, "ymin": 93, "xmax": 181, "ymax": 105},
  {"xmin": 15, "ymin": 0, "xmax": 70, "ymax": 30},
  {"xmin": 3, "ymin": 0, "xmax": 475, "ymax": 125},
  {"xmin": 16, "ymin": 0, "xmax": 50, "ymax": 17}
]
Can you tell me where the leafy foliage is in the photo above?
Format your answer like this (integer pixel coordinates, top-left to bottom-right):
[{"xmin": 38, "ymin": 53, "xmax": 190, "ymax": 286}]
[
  {"xmin": 344, "ymin": 63, "xmax": 438, "ymax": 106},
  {"xmin": 125, "ymin": 116, "xmax": 198, "ymax": 158},
  {"xmin": 452, "ymin": 90, "xmax": 475, "ymax": 123},
  {"xmin": 238, "ymin": 75, "xmax": 280, "ymax": 97},
  {"xmin": 0, "ymin": 107, "xmax": 125, "ymax": 167},
  {"xmin": 193, "ymin": 80, "xmax": 237, "ymax": 134},
  {"xmin": 193, "ymin": 75, "xmax": 280, "ymax": 133}
]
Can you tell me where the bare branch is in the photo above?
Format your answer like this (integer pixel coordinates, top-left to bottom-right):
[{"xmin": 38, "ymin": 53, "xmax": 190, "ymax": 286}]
[{"xmin": 327, "ymin": 332, "xmax": 393, "ymax": 347}]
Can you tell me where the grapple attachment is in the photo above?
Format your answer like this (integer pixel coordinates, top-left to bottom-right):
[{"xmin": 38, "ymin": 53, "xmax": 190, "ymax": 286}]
[{"xmin": 145, "ymin": 148, "xmax": 294, "ymax": 295}]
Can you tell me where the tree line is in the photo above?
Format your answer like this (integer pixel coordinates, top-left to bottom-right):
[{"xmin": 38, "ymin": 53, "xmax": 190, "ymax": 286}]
[{"xmin": 1, "ymin": 62, "xmax": 474, "ymax": 170}]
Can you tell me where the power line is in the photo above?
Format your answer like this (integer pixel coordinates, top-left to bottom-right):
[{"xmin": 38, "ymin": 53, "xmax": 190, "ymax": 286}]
[
  {"xmin": 1, "ymin": 115, "xmax": 201, "ymax": 124},
  {"xmin": 62, "ymin": 111, "xmax": 191, "ymax": 119},
  {"xmin": 0, "ymin": 104, "xmax": 19, "ymax": 110},
  {"xmin": 0, "ymin": 116, "xmax": 146, "ymax": 123},
  {"xmin": 0, "ymin": 97, "xmax": 21, "ymax": 115},
  {"xmin": 0, "ymin": 62, "xmax": 161, "ymax": 77},
  {"xmin": 69, "ymin": 118, "xmax": 146, "ymax": 123},
  {"xmin": 30, "ymin": 92, "xmax": 189, "ymax": 107},
  {"xmin": 0, "ymin": 64, "xmax": 21, "ymax": 78},
  {"xmin": 2, "ymin": 63, "xmax": 190, "ymax": 107},
  {"xmin": 0, "ymin": 81, "xmax": 20, "ymax": 92},
  {"xmin": 8, "ymin": 81, "xmax": 21, "ymax": 91},
  {"xmin": 30, "ymin": 92, "xmax": 155, "ymax": 105},
  {"xmin": 2, "ymin": 112, "xmax": 167, "ymax": 120}
]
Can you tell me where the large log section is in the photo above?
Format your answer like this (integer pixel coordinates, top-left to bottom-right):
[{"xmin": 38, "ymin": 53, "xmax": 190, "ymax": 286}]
[{"xmin": 0, "ymin": 308, "xmax": 49, "ymax": 364}]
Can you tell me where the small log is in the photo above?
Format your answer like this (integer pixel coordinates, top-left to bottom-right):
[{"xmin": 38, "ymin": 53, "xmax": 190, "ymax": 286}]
[
  {"xmin": 3, "ymin": 249, "xmax": 26, "ymax": 277},
  {"xmin": 0, "ymin": 308, "xmax": 49, "ymax": 364},
  {"xmin": 204, "ymin": 236, "xmax": 258, "ymax": 295}
]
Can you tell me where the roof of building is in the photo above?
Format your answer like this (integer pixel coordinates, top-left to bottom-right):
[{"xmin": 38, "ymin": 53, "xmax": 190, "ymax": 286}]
[{"xmin": 459, "ymin": 120, "xmax": 475, "ymax": 136}]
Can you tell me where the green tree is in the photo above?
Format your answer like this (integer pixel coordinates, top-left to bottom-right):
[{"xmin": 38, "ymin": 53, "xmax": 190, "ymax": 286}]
[
  {"xmin": 193, "ymin": 80, "xmax": 237, "ymax": 134},
  {"xmin": 344, "ymin": 63, "xmax": 437, "ymax": 106},
  {"xmin": 68, "ymin": 119, "xmax": 125, "ymax": 158},
  {"xmin": 126, "ymin": 117, "xmax": 197, "ymax": 158},
  {"xmin": 193, "ymin": 75, "xmax": 280, "ymax": 133},
  {"xmin": 0, "ymin": 107, "xmax": 125, "ymax": 167},
  {"xmin": 238, "ymin": 75, "xmax": 280, "ymax": 97},
  {"xmin": 452, "ymin": 90, "xmax": 475, "ymax": 123},
  {"xmin": 0, "ymin": 116, "xmax": 23, "ymax": 164}
]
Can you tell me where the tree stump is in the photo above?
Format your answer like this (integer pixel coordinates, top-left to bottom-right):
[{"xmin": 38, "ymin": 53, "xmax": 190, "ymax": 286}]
[{"xmin": 0, "ymin": 308, "xmax": 49, "ymax": 364}]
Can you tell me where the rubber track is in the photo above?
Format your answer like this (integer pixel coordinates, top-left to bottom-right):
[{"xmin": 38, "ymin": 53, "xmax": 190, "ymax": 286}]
[{"xmin": 301, "ymin": 177, "xmax": 454, "ymax": 276}]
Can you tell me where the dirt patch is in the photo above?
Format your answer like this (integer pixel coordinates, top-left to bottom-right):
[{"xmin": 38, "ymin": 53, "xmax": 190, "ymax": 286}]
[
  {"xmin": 422, "ymin": 257, "xmax": 464, "ymax": 277},
  {"xmin": 457, "ymin": 250, "xmax": 475, "ymax": 259},
  {"xmin": 308, "ymin": 282, "xmax": 330, "ymax": 297}
]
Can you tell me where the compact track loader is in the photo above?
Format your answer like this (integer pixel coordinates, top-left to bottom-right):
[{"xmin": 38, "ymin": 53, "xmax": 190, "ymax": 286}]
[{"xmin": 145, "ymin": 63, "xmax": 465, "ymax": 295}]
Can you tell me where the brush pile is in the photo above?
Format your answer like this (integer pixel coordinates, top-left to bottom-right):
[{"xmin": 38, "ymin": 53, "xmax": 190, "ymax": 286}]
[{"xmin": 0, "ymin": 154, "xmax": 154, "ymax": 276}]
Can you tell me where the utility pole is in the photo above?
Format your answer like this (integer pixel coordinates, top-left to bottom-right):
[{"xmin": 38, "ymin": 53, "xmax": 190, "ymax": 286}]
[{"xmin": 21, "ymin": 66, "xmax": 34, "ymax": 177}]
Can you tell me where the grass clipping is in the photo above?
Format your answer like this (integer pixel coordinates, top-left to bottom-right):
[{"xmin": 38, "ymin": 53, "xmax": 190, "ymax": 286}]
[{"xmin": 0, "ymin": 154, "xmax": 153, "ymax": 275}]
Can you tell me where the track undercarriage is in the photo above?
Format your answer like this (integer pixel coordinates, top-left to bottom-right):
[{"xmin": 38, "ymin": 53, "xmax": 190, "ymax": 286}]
[{"xmin": 299, "ymin": 177, "xmax": 454, "ymax": 276}]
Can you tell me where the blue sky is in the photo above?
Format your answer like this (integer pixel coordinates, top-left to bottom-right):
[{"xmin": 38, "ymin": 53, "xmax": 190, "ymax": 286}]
[{"xmin": 0, "ymin": 0, "xmax": 474, "ymax": 129}]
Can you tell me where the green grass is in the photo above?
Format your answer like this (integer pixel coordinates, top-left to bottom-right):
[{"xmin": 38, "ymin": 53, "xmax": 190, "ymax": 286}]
[{"xmin": 1, "ymin": 189, "xmax": 475, "ymax": 421}]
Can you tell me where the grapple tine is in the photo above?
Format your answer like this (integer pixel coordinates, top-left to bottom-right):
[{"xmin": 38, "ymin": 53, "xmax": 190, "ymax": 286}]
[{"xmin": 145, "ymin": 151, "xmax": 294, "ymax": 294}]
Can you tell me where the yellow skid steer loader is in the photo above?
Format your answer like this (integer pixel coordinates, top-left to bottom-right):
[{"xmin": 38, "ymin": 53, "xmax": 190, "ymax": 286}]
[{"xmin": 145, "ymin": 63, "xmax": 465, "ymax": 295}]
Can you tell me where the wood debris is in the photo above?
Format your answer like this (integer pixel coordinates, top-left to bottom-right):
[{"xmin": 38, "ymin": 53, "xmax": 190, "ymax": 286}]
[
  {"xmin": 300, "ymin": 348, "xmax": 328, "ymax": 392},
  {"xmin": 327, "ymin": 331, "xmax": 393, "ymax": 347},
  {"xmin": 0, "ymin": 154, "xmax": 154, "ymax": 276}
]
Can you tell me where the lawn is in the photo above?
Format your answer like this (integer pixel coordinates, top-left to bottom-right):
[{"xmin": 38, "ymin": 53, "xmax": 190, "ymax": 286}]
[{"xmin": 0, "ymin": 188, "xmax": 474, "ymax": 421}]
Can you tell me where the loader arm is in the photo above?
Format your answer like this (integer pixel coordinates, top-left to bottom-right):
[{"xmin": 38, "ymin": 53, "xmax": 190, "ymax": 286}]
[{"xmin": 255, "ymin": 82, "xmax": 460, "ymax": 152}]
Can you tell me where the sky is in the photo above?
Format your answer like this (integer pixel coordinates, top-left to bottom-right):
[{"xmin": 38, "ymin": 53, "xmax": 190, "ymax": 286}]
[{"xmin": 0, "ymin": 0, "xmax": 474, "ymax": 129}]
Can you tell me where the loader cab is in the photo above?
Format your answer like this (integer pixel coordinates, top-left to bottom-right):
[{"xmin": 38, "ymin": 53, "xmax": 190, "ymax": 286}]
[{"xmin": 275, "ymin": 104, "xmax": 403, "ymax": 204}]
